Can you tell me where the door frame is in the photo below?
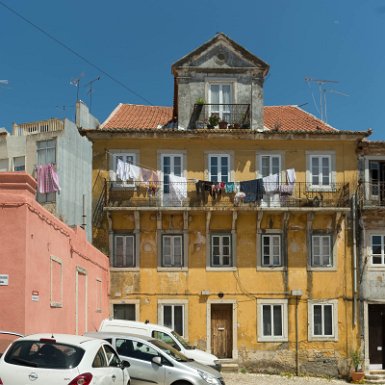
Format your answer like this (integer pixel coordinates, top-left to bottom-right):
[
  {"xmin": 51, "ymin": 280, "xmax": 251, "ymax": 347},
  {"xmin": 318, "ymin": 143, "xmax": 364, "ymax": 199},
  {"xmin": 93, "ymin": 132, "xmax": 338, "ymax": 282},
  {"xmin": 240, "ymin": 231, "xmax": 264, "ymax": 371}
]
[
  {"xmin": 75, "ymin": 266, "xmax": 88, "ymax": 335},
  {"xmin": 364, "ymin": 301, "xmax": 385, "ymax": 370},
  {"xmin": 206, "ymin": 299, "xmax": 237, "ymax": 359}
]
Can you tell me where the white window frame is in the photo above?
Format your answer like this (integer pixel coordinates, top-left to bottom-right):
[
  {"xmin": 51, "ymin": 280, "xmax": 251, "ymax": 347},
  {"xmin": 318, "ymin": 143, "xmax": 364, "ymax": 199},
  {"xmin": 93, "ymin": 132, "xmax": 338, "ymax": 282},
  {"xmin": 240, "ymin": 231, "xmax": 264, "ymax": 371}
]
[
  {"xmin": 112, "ymin": 234, "xmax": 136, "ymax": 268},
  {"xmin": 50, "ymin": 255, "xmax": 63, "ymax": 308},
  {"xmin": 210, "ymin": 233, "xmax": 233, "ymax": 268},
  {"xmin": 369, "ymin": 234, "xmax": 385, "ymax": 266},
  {"xmin": 306, "ymin": 152, "xmax": 336, "ymax": 191},
  {"xmin": 161, "ymin": 234, "xmax": 184, "ymax": 268},
  {"xmin": 208, "ymin": 82, "xmax": 233, "ymax": 121},
  {"xmin": 257, "ymin": 154, "xmax": 282, "ymax": 178},
  {"xmin": 308, "ymin": 300, "xmax": 338, "ymax": 341},
  {"xmin": 311, "ymin": 234, "xmax": 333, "ymax": 268},
  {"xmin": 257, "ymin": 299, "xmax": 288, "ymax": 342},
  {"xmin": 158, "ymin": 300, "xmax": 188, "ymax": 338},
  {"xmin": 261, "ymin": 233, "xmax": 282, "ymax": 267},
  {"xmin": 208, "ymin": 154, "xmax": 230, "ymax": 183}
]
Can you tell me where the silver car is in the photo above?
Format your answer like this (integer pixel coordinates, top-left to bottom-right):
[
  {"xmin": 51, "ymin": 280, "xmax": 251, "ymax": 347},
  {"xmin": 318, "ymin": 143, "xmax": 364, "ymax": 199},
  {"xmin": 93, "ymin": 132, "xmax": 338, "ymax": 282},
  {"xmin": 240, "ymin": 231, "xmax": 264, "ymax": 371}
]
[{"xmin": 85, "ymin": 331, "xmax": 225, "ymax": 385}]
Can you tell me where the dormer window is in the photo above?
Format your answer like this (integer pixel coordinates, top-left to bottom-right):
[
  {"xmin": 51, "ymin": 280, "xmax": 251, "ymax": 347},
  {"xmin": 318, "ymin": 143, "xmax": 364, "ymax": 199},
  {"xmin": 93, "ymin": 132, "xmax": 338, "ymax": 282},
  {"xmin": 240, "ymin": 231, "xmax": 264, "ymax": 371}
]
[{"xmin": 209, "ymin": 83, "xmax": 232, "ymax": 122}]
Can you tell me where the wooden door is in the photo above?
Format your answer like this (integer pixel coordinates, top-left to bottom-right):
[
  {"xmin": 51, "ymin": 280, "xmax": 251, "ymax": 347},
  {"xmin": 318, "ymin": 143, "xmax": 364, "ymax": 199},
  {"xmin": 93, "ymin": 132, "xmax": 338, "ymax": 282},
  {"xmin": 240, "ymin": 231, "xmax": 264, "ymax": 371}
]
[
  {"xmin": 211, "ymin": 304, "xmax": 232, "ymax": 358},
  {"xmin": 369, "ymin": 304, "xmax": 385, "ymax": 367}
]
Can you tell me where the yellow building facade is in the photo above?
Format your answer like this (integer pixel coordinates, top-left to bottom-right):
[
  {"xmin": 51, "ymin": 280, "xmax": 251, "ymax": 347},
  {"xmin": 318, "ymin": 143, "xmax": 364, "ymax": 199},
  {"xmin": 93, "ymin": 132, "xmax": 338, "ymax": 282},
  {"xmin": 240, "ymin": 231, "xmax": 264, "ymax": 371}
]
[{"xmin": 84, "ymin": 34, "xmax": 369, "ymax": 377}]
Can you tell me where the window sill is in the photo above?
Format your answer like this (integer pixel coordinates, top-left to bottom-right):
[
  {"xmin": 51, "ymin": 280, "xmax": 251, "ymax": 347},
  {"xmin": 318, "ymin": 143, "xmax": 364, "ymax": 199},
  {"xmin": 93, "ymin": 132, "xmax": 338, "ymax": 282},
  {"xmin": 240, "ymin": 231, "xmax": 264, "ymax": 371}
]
[
  {"xmin": 257, "ymin": 266, "xmax": 285, "ymax": 271},
  {"xmin": 110, "ymin": 267, "xmax": 139, "ymax": 272},
  {"xmin": 206, "ymin": 267, "xmax": 237, "ymax": 272},
  {"xmin": 308, "ymin": 266, "xmax": 337, "ymax": 272},
  {"xmin": 157, "ymin": 267, "xmax": 188, "ymax": 272},
  {"xmin": 258, "ymin": 336, "xmax": 288, "ymax": 343},
  {"xmin": 308, "ymin": 336, "xmax": 338, "ymax": 342}
]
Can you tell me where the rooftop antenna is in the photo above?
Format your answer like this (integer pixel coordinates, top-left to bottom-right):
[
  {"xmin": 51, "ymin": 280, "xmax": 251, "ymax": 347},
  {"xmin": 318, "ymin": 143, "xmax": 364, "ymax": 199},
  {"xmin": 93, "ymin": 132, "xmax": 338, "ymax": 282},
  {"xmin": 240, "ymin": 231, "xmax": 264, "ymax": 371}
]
[
  {"xmin": 85, "ymin": 76, "xmax": 100, "ymax": 112},
  {"xmin": 305, "ymin": 77, "xmax": 339, "ymax": 122}
]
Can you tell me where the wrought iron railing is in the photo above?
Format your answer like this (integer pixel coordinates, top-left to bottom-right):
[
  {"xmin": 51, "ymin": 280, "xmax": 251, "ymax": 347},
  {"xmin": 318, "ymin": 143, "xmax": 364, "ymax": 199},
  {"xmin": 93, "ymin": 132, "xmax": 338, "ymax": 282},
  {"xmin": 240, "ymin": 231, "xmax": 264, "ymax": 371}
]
[
  {"xmin": 358, "ymin": 181, "xmax": 385, "ymax": 207},
  {"xmin": 189, "ymin": 104, "xmax": 251, "ymax": 129},
  {"xmin": 102, "ymin": 180, "xmax": 350, "ymax": 209}
]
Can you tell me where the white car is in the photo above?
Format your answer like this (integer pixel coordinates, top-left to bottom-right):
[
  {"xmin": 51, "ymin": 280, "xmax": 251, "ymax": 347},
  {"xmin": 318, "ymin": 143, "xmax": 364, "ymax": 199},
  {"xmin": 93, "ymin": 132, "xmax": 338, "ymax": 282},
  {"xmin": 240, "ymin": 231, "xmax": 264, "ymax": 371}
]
[{"xmin": 0, "ymin": 333, "xmax": 130, "ymax": 385}]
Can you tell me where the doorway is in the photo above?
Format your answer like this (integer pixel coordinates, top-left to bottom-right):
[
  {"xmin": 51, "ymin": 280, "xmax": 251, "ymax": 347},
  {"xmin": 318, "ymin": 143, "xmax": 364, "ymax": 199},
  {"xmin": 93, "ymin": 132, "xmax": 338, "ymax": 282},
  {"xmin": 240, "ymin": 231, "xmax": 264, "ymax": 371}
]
[
  {"xmin": 210, "ymin": 304, "xmax": 233, "ymax": 358},
  {"xmin": 369, "ymin": 304, "xmax": 385, "ymax": 368}
]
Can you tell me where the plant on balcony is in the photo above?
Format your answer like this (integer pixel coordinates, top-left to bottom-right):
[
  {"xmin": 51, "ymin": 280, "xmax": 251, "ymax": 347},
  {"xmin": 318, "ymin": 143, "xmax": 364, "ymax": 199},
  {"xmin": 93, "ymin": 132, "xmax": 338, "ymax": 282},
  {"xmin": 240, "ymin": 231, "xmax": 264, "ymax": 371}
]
[
  {"xmin": 207, "ymin": 114, "xmax": 220, "ymax": 128},
  {"xmin": 219, "ymin": 120, "xmax": 228, "ymax": 129},
  {"xmin": 195, "ymin": 97, "xmax": 205, "ymax": 105}
]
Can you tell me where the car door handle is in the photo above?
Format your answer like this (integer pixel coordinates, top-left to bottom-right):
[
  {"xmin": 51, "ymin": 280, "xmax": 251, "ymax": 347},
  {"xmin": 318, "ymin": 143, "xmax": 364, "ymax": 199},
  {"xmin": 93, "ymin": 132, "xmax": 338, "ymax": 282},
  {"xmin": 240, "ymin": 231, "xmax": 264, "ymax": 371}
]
[{"xmin": 112, "ymin": 374, "xmax": 116, "ymax": 382}]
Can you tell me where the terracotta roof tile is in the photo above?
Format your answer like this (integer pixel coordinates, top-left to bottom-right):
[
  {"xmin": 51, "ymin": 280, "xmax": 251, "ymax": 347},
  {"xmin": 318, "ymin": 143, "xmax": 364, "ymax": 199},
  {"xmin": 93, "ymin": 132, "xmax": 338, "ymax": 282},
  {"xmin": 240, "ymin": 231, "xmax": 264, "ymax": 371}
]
[
  {"xmin": 264, "ymin": 105, "xmax": 337, "ymax": 132},
  {"xmin": 100, "ymin": 103, "xmax": 337, "ymax": 133},
  {"xmin": 101, "ymin": 104, "xmax": 173, "ymax": 129}
]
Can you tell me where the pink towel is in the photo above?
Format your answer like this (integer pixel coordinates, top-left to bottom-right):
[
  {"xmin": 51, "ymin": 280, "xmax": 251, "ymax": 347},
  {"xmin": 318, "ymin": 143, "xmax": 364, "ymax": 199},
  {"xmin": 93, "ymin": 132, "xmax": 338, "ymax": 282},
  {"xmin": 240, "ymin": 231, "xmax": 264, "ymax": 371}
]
[{"xmin": 36, "ymin": 164, "xmax": 60, "ymax": 193}]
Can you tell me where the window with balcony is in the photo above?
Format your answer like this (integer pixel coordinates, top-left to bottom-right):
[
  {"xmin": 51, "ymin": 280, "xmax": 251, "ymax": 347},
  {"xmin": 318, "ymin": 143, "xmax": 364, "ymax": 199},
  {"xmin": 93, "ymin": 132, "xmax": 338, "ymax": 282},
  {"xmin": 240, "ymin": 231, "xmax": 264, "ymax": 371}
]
[
  {"xmin": 307, "ymin": 152, "xmax": 335, "ymax": 191},
  {"xmin": 110, "ymin": 151, "xmax": 137, "ymax": 187},
  {"xmin": 257, "ymin": 299, "xmax": 288, "ymax": 342},
  {"xmin": 260, "ymin": 154, "xmax": 281, "ymax": 177},
  {"xmin": 112, "ymin": 234, "xmax": 136, "ymax": 268},
  {"xmin": 161, "ymin": 234, "xmax": 184, "ymax": 268},
  {"xmin": 210, "ymin": 234, "xmax": 233, "ymax": 268},
  {"xmin": 208, "ymin": 154, "xmax": 230, "ymax": 183},
  {"xmin": 36, "ymin": 139, "xmax": 56, "ymax": 203},
  {"xmin": 308, "ymin": 300, "xmax": 338, "ymax": 340},
  {"xmin": 311, "ymin": 234, "xmax": 333, "ymax": 268},
  {"xmin": 209, "ymin": 83, "xmax": 232, "ymax": 122}
]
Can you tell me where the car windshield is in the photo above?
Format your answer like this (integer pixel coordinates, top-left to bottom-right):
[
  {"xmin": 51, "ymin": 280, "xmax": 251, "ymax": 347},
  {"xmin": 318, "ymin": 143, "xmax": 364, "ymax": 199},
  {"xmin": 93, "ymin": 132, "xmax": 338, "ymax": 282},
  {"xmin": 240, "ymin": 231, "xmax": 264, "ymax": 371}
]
[
  {"xmin": 171, "ymin": 331, "xmax": 194, "ymax": 349},
  {"xmin": 4, "ymin": 340, "xmax": 85, "ymax": 369},
  {"xmin": 150, "ymin": 339, "xmax": 190, "ymax": 362}
]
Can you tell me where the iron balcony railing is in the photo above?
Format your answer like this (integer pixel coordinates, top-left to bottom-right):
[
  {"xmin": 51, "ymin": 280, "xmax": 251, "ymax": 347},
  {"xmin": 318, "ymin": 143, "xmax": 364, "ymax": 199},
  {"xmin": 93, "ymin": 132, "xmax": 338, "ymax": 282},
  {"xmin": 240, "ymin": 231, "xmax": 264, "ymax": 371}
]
[
  {"xmin": 190, "ymin": 103, "xmax": 251, "ymax": 129},
  {"xmin": 358, "ymin": 181, "xmax": 385, "ymax": 207},
  {"xmin": 103, "ymin": 180, "xmax": 350, "ymax": 209}
]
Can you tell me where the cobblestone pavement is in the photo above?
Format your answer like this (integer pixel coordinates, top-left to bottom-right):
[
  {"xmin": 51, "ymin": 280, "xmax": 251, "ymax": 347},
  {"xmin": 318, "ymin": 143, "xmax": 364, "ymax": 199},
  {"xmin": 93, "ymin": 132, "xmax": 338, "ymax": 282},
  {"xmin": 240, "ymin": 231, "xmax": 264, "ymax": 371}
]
[{"xmin": 222, "ymin": 372, "xmax": 349, "ymax": 385}]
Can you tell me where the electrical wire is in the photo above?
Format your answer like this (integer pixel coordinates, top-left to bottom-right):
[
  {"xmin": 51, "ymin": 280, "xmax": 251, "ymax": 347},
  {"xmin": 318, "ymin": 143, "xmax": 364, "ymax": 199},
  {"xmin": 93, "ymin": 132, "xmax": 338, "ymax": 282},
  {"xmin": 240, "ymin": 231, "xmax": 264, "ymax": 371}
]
[{"xmin": 0, "ymin": 0, "xmax": 154, "ymax": 106}]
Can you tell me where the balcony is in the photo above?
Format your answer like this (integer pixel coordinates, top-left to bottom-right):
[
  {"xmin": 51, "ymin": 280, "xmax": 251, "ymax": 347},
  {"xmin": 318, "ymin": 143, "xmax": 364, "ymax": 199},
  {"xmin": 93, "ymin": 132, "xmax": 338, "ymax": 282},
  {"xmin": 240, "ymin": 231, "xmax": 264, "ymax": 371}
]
[
  {"xmin": 358, "ymin": 181, "xmax": 385, "ymax": 208},
  {"xmin": 189, "ymin": 104, "xmax": 251, "ymax": 129},
  {"xmin": 101, "ymin": 180, "xmax": 350, "ymax": 210},
  {"xmin": 13, "ymin": 119, "xmax": 64, "ymax": 136}
]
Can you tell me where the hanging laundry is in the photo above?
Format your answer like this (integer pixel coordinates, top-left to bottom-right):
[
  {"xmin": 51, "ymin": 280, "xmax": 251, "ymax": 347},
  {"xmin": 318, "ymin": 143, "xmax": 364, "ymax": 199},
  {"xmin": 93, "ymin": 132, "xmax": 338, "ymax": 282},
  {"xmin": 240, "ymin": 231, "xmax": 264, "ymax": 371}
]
[
  {"xmin": 36, "ymin": 163, "xmax": 60, "ymax": 194},
  {"xmin": 116, "ymin": 158, "xmax": 129, "ymax": 181},
  {"xmin": 262, "ymin": 173, "xmax": 279, "ymax": 194},
  {"xmin": 225, "ymin": 182, "xmax": 235, "ymax": 193},
  {"xmin": 240, "ymin": 179, "xmax": 264, "ymax": 203},
  {"xmin": 169, "ymin": 174, "xmax": 187, "ymax": 203},
  {"xmin": 279, "ymin": 168, "xmax": 296, "ymax": 195},
  {"xmin": 128, "ymin": 164, "xmax": 142, "ymax": 181}
]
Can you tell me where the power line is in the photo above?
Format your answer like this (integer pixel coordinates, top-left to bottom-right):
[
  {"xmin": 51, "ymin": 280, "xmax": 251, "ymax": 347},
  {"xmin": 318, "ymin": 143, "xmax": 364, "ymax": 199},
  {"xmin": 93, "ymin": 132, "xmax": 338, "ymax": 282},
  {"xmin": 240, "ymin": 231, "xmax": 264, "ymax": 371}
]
[{"xmin": 0, "ymin": 0, "xmax": 154, "ymax": 106}]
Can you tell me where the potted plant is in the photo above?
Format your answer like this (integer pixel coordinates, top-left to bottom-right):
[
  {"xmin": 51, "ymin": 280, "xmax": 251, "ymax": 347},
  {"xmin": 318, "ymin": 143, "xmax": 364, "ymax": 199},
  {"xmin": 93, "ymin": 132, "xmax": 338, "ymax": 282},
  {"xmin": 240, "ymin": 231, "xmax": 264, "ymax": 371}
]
[
  {"xmin": 207, "ymin": 114, "xmax": 220, "ymax": 129},
  {"xmin": 350, "ymin": 349, "xmax": 364, "ymax": 383},
  {"xmin": 191, "ymin": 98, "xmax": 205, "ymax": 129},
  {"xmin": 219, "ymin": 120, "xmax": 228, "ymax": 129}
]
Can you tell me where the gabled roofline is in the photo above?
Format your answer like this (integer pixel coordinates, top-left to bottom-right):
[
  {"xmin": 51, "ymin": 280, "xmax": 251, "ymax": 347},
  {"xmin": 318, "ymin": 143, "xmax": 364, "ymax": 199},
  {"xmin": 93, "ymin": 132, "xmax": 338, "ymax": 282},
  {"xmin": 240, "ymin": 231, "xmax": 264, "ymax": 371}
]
[
  {"xmin": 171, "ymin": 32, "xmax": 269, "ymax": 76},
  {"xmin": 100, "ymin": 103, "xmax": 123, "ymax": 129}
]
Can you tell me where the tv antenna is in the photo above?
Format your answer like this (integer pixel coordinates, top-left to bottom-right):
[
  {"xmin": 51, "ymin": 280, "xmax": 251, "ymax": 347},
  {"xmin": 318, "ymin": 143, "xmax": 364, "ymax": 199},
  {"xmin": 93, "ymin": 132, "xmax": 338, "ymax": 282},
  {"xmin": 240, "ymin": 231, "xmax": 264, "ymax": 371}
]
[
  {"xmin": 305, "ymin": 77, "xmax": 347, "ymax": 122},
  {"xmin": 85, "ymin": 76, "xmax": 100, "ymax": 112}
]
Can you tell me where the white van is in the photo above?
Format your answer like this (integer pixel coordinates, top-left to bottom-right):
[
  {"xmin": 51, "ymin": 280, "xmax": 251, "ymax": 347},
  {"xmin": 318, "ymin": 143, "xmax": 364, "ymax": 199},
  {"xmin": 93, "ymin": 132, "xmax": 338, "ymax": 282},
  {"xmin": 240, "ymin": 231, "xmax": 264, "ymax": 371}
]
[{"xmin": 98, "ymin": 319, "xmax": 221, "ymax": 371}]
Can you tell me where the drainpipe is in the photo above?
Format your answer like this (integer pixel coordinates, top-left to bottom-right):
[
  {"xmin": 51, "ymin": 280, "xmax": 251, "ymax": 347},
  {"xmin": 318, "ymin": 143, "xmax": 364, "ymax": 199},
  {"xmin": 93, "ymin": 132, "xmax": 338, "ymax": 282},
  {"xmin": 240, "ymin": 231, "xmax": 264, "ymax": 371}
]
[
  {"xmin": 291, "ymin": 289, "xmax": 303, "ymax": 376},
  {"xmin": 352, "ymin": 194, "xmax": 357, "ymax": 326}
]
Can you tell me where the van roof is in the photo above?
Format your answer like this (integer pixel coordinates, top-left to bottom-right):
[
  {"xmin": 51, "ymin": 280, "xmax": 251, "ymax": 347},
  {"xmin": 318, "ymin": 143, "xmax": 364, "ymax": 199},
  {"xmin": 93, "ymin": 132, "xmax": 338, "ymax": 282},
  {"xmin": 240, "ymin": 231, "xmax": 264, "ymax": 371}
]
[{"xmin": 100, "ymin": 319, "xmax": 174, "ymax": 332}]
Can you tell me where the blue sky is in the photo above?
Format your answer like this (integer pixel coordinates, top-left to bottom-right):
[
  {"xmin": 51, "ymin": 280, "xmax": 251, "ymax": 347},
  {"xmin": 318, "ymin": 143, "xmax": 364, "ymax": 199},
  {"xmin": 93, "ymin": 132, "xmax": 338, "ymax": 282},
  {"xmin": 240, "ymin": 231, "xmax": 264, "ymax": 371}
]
[{"xmin": 1, "ymin": 0, "xmax": 385, "ymax": 139}]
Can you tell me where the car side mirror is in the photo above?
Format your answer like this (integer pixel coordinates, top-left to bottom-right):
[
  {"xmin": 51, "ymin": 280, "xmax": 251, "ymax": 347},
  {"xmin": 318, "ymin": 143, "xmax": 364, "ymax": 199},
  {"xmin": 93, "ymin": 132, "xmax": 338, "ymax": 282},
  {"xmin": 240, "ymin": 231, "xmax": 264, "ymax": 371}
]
[
  {"xmin": 121, "ymin": 360, "xmax": 130, "ymax": 369},
  {"xmin": 152, "ymin": 356, "xmax": 162, "ymax": 366}
]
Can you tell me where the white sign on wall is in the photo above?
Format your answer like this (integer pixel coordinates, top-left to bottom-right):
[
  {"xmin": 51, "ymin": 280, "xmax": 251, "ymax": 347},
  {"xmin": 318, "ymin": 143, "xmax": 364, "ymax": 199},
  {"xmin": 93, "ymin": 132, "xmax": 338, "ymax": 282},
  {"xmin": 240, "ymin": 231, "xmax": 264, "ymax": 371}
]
[{"xmin": 0, "ymin": 274, "xmax": 9, "ymax": 285}]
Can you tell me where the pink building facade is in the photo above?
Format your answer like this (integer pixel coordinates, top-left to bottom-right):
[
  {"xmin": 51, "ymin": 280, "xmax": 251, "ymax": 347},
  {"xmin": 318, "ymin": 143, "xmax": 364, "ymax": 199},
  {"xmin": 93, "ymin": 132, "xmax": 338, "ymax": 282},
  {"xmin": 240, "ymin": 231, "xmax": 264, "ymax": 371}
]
[{"xmin": 0, "ymin": 172, "xmax": 110, "ymax": 335}]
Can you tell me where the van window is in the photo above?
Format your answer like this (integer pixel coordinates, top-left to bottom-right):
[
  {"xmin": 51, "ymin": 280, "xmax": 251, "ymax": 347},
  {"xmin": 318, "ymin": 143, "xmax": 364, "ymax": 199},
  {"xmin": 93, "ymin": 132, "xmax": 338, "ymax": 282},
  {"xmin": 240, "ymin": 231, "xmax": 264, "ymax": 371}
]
[{"xmin": 152, "ymin": 331, "xmax": 180, "ymax": 351}]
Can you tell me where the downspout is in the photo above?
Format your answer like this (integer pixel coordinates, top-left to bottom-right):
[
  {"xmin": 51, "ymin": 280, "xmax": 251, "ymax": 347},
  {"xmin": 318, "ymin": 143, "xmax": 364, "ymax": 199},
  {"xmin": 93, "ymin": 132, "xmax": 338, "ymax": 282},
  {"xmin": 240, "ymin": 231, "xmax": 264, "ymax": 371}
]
[{"xmin": 352, "ymin": 194, "xmax": 357, "ymax": 326}]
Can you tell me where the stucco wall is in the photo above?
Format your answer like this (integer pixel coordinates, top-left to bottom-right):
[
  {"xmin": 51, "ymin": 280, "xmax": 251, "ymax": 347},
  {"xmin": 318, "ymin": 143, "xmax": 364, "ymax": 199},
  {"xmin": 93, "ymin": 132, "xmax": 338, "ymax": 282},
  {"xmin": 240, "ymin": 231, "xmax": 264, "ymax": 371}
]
[{"xmin": 0, "ymin": 172, "xmax": 109, "ymax": 335}]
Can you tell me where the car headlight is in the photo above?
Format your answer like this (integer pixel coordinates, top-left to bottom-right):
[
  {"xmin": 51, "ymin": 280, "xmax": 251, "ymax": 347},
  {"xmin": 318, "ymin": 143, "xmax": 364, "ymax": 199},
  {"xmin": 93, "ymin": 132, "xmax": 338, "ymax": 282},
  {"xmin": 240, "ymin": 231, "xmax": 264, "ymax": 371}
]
[{"xmin": 197, "ymin": 370, "xmax": 221, "ymax": 385}]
